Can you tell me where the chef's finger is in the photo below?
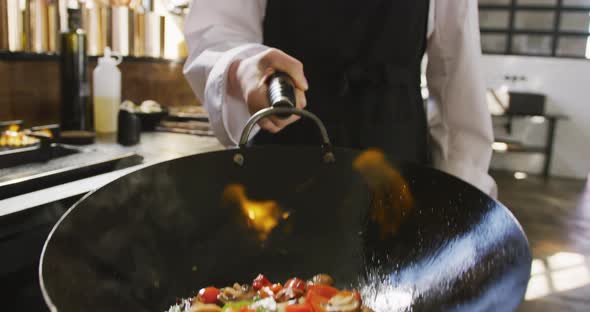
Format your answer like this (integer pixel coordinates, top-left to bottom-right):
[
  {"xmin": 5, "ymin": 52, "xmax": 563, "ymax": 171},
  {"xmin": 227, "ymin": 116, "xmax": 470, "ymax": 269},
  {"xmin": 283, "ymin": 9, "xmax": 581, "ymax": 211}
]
[
  {"xmin": 247, "ymin": 87, "xmax": 271, "ymax": 115},
  {"xmin": 261, "ymin": 49, "xmax": 309, "ymax": 91},
  {"xmin": 268, "ymin": 114, "xmax": 301, "ymax": 130},
  {"xmin": 258, "ymin": 118, "xmax": 282, "ymax": 134},
  {"xmin": 295, "ymin": 88, "xmax": 307, "ymax": 109}
]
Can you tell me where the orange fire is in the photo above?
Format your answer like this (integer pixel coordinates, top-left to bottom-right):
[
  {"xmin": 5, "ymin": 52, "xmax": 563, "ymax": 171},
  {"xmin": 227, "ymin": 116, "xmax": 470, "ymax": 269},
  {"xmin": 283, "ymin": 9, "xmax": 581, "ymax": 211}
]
[
  {"xmin": 353, "ymin": 149, "xmax": 414, "ymax": 238},
  {"xmin": 0, "ymin": 124, "xmax": 41, "ymax": 147},
  {"xmin": 222, "ymin": 184, "xmax": 287, "ymax": 240}
]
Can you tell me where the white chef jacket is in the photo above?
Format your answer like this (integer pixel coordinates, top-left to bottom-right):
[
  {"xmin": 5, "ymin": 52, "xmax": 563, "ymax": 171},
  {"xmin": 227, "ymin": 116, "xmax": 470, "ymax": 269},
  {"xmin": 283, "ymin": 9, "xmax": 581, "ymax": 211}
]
[{"xmin": 182, "ymin": 0, "xmax": 497, "ymax": 197}]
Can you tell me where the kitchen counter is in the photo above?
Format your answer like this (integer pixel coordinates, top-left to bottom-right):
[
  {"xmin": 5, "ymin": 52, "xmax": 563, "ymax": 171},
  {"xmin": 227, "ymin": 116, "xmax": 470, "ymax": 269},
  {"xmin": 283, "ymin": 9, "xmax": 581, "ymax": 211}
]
[
  {"xmin": 0, "ymin": 132, "xmax": 221, "ymax": 311},
  {"xmin": 0, "ymin": 132, "xmax": 223, "ymax": 217}
]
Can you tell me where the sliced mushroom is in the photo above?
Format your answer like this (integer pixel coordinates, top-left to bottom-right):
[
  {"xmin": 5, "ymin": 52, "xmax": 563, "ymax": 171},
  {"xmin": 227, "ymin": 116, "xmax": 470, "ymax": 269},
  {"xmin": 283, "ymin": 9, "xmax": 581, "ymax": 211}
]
[
  {"xmin": 238, "ymin": 284, "xmax": 256, "ymax": 299},
  {"xmin": 308, "ymin": 273, "xmax": 335, "ymax": 286},
  {"xmin": 217, "ymin": 283, "xmax": 256, "ymax": 304},
  {"xmin": 360, "ymin": 306, "xmax": 375, "ymax": 312},
  {"xmin": 189, "ymin": 302, "xmax": 222, "ymax": 312},
  {"xmin": 217, "ymin": 286, "xmax": 238, "ymax": 303},
  {"xmin": 326, "ymin": 291, "xmax": 361, "ymax": 312}
]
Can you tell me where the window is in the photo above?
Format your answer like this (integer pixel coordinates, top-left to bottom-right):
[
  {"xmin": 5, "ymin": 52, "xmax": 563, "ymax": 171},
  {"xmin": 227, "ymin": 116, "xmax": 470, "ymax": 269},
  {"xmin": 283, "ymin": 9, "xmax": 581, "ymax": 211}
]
[{"xmin": 479, "ymin": 0, "xmax": 590, "ymax": 58}]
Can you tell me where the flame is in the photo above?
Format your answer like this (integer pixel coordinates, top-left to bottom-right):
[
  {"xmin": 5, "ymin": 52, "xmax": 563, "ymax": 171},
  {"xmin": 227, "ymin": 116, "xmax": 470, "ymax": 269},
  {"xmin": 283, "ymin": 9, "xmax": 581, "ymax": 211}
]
[
  {"xmin": 353, "ymin": 149, "xmax": 414, "ymax": 237},
  {"xmin": 0, "ymin": 124, "xmax": 40, "ymax": 147},
  {"xmin": 223, "ymin": 184, "xmax": 285, "ymax": 240}
]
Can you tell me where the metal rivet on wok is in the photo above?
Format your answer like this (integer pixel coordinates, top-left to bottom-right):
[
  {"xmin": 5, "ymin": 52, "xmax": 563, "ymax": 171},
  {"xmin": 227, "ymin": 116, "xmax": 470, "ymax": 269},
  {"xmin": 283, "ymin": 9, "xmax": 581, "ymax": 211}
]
[
  {"xmin": 323, "ymin": 152, "xmax": 336, "ymax": 164},
  {"xmin": 233, "ymin": 153, "xmax": 244, "ymax": 166}
]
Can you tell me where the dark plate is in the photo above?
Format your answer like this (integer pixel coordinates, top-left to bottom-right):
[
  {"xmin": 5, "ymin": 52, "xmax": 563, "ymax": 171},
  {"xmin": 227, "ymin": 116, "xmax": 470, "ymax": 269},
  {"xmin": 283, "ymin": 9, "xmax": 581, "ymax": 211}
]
[
  {"xmin": 0, "ymin": 144, "xmax": 75, "ymax": 170},
  {"xmin": 0, "ymin": 152, "xmax": 143, "ymax": 200}
]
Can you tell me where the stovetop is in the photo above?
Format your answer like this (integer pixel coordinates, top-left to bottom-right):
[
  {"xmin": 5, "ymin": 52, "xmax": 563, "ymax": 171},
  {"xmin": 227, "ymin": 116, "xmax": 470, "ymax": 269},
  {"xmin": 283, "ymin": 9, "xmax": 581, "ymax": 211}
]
[
  {"xmin": 0, "ymin": 144, "xmax": 79, "ymax": 170},
  {"xmin": 0, "ymin": 143, "xmax": 143, "ymax": 200},
  {"xmin": 0, "ymin": 132, "xmax": 224, "ymax": 310},
  {"xmin": 0, "ymin": 116, "xmax": 147, "ymax": 200},
  {"xmin": 0, "ymin": 195, "xmax": 79, "ymax": 311}
]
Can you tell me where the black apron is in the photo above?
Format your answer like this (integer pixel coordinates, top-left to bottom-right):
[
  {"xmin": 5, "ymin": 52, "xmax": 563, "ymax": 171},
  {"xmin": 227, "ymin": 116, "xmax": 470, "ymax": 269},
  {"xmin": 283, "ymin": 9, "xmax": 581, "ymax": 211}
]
[{"xmin": 253, "ymin": 0, "xmax": 430, "ymax": 164}]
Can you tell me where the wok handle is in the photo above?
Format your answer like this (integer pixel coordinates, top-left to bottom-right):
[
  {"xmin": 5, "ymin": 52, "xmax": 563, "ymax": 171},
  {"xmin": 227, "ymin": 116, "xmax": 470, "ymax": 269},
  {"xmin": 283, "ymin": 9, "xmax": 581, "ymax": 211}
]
[
  {"xmin": 235, "ymin": 107, "xmax": 336, "ymax": 165},
  {"xmin": 267, "ymin": 71, "xmax": 296, "ymax": 119}
]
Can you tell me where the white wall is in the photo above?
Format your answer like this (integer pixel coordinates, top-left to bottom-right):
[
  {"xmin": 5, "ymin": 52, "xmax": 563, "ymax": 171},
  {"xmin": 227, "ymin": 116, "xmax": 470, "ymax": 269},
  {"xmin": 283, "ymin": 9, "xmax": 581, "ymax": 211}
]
[{"xmin": 481, "ymin": 55, "xmax": 590, "ymax": 179}]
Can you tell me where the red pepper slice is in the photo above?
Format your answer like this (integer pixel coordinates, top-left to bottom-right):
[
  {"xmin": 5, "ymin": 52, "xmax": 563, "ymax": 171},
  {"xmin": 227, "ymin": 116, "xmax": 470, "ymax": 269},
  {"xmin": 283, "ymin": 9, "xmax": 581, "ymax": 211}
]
[
  {"xmin": 286, "ymin": 304, "xmax": 313, "ymax": 312},
  {"xmin": 197, "ymin": 287, "xmax": 220, "ymax": 304},
  {"xmin": 252, "ymin": 273, "xmax": 272, "ymax": 290},
  {"xmin": 305, "ymin": 288, "xmax": 329, "ymax": 312},
  {"xmin": 285, "ymin": 277, "xmax": 307, "ymax": 292},
  {"xmin": 307, "ymin": 285, "xmax": 339, "ymax": 299}
]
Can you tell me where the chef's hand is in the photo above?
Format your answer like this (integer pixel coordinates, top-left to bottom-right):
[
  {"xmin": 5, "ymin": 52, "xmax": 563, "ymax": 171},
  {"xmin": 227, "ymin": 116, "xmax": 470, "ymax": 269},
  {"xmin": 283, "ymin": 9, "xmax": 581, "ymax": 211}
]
[{"xmin": 228, "ymin": 48, "xmax": 308, "ymax": 133}]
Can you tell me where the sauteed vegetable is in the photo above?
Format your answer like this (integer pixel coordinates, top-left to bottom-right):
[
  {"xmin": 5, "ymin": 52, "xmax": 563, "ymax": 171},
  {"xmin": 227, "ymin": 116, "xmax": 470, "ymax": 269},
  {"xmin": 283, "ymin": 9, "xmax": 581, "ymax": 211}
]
[{"xmin": 166, "ymin": 274, "xmax": 373, "ymax": 312}]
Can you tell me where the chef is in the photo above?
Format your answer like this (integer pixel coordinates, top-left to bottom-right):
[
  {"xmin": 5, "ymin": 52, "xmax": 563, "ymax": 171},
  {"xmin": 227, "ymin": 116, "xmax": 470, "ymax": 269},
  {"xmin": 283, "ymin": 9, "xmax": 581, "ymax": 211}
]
[{"xmin": 183, "ymin": 0, "xmax": 497, "ymax": 196}]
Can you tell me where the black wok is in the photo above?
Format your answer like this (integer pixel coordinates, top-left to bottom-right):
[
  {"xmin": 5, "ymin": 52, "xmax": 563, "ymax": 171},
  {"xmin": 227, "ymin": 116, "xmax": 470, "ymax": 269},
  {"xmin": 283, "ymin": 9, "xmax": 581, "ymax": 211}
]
[{"xmin": 40, "ymin": 74, "xmax": 531, "ymax": 312}]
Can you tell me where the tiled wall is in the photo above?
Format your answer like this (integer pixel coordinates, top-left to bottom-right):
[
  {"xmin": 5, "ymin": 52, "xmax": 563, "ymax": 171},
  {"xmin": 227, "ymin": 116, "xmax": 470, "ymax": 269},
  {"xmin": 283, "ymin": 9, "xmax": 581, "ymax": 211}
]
[
  {"xmin": 0, "ymin": 58, "xmax": 199, "ymax": 126},
  {"xmin": 0, "ymin": 60, "xmax": 61, "ymax": 125}
]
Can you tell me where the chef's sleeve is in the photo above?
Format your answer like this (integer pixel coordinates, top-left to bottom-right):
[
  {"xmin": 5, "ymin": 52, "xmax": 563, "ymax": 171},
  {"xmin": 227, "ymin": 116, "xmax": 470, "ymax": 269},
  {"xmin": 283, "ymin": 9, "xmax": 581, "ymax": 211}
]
[
  {"xmin": 426, "ymin": 0, "xmax": 498, "ymax": 197},
  {"xmin": 183, "ymin": 0, "xmax": 268, "ymax": 146}
]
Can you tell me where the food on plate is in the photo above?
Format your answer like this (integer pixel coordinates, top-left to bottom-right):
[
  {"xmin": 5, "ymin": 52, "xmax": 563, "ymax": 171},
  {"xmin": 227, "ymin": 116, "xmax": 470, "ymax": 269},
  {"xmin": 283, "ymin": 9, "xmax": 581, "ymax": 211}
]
[
  {"xmin": 0, "ymin": 124, "xmax": 40, "ymax": 148},
  {"xmin": 166, "ymin": 273, "xmax": 374, "ymax": 312},
  {"xmin": 120, "ymin": 99, "xmax": 163, "ymax": 113}
]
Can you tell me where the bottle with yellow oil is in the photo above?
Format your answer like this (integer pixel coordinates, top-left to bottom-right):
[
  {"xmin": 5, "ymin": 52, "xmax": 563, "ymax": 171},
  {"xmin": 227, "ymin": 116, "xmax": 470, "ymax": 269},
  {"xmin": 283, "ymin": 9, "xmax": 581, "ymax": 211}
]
[{"xmin": 93, "ymin": 47, "xmax": 122, "ymax": 133}]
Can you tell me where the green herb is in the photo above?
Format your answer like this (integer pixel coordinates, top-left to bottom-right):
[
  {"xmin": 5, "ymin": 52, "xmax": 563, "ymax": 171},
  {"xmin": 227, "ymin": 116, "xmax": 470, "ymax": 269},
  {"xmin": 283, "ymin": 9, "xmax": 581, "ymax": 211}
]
[{"xmin": 221, "ymin": 301, "xmax": 253, "ymax": 311}]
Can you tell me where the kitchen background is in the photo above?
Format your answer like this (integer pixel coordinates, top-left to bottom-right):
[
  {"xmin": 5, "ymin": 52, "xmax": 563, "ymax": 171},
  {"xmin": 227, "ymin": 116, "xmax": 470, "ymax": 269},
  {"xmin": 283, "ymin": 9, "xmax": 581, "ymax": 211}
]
[
  {"xmin": 0, "ymin": 0, "xmax": 196, "ymax": 127},
  {"xmin": 1, "ymin": 0, "xmax": 590, "ymax": 311},
  {"xmin": 1, "ymin": 0, "xmax": 589, "ymax": 179},
  {"xmin": 479, "ymin": 0, "xmax": 590, "ymax": 179}
]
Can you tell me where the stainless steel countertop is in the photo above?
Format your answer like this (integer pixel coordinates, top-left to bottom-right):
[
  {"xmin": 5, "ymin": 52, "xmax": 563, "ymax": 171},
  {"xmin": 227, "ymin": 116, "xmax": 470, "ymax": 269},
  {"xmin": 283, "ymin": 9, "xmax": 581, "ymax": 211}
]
[{"xmin": 0, "ymin": 132, "xmax": 223, "ymax": 217}]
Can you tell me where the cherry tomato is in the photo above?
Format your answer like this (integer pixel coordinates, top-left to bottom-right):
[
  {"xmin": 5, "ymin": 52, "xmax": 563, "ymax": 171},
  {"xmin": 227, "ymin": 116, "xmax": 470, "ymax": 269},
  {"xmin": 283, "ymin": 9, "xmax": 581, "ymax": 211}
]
[
  {"xmin": 197, "ymin": 286, "xmax": 220, "ymax": 304},
  {"xmin": 270, "ymin": 283, "xmax": 283, "ymax": 293},
  {"xmin": 285, "ymin": 278, "xmax": 307, "ymax": 292},
  {"xmin": 286, "ymin": 304, "xmax": 313, "ymax": 312},
  {"xmin": 307, "ymin": 285, "xmax": 339, "ymax": 299},
  {"xmin": 259, "ymin": 286, "xmax": 275, "ymax": 298},
  {"xmin": 253, "ymin": 273, "xmax": 272, "ymax": 290}
]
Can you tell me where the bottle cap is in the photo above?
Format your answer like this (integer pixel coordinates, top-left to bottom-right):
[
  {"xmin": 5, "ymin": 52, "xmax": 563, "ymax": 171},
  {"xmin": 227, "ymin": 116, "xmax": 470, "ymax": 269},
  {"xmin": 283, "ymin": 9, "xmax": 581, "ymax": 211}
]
[
  {"xmin": 98, "ymin": 47, "xmax": 123, "ymax": 66},
  {"xmin": 66, "ymin": 8, "xmax": 82, "ymax": 31}
]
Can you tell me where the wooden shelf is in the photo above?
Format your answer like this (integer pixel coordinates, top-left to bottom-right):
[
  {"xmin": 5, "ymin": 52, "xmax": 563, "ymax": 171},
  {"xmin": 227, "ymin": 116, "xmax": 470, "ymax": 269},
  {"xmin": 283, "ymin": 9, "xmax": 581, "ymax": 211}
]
[
  {"xmin": 0, "ymin": 51, "xmax": 186, "ymax": 63},
  {"xmin": 494, "ymin": 139, "xmax": 546, "ymax": 154},
  {"xmin": 491, "ymin": 114, "xmax": 568, "ymax": 178},
  {"xmin": 492, "ymin": 113, "xmax": 568, "ymax": 120},
  {"xmin": 0, "ymin": 51, "xmax": 59, "ymax": 61}
]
